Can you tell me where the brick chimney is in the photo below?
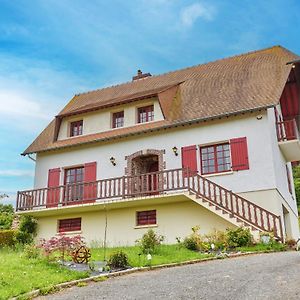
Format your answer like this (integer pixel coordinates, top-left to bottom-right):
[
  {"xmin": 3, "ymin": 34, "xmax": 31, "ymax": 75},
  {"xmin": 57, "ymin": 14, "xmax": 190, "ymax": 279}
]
[{"xmin": 132, "ymin": 69, "xmax": 152, "ymax": 81}]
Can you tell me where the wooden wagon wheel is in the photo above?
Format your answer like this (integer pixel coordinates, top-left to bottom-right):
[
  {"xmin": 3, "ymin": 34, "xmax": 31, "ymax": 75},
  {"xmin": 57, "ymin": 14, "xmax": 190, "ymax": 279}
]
[{"xmin": 71, "ymin": 245, "xmax": 91, "ymax": 264}]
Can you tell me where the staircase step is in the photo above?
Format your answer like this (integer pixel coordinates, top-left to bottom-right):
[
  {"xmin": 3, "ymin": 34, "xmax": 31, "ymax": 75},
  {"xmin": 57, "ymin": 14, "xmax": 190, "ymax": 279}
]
[
  {"xmin": 236, "ymin": 219, "xmax": 243, "ymax": 223},
  {"xmin": 208, "ymin": 203, "xmax": 213, "ymax": 207},
  {"xmin": 222, "ymin": 210, "xmax": 227, "ymax": 215},
  {"xmin": 215, "ymin": 207, "xmax": 221, "ymax": 211},
  {"xmin": 202, "ymin": 199, "xmax": 208, "ymax": 203}
]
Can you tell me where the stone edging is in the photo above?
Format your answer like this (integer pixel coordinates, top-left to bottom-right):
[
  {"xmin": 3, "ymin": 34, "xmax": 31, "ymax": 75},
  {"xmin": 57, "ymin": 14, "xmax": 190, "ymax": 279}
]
[{"xmin": 11, "ymin": 250, "xmax": 284, "ymax": 300}]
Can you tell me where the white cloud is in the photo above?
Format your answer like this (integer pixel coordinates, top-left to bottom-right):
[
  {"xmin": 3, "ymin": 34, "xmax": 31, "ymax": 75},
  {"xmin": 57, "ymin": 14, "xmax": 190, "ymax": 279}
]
[
  {"xmin": 180, "ymin": 2, "xmax": 216, "ymax": 27},
  {"xmin": 0, "ymin": 169, "xmax": 34, "ymax": 177}
]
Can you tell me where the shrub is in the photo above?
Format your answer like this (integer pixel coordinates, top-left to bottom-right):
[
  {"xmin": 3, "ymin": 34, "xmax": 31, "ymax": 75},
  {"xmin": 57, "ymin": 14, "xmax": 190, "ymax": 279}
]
[
  {"xmin": 39, "ymin": 234, "xmax": 84, "ymax": 262},
  {"xmin": 0, "ymin": 204, "xmax": 14, "ymax": 230},
  {"xmin": 15, "ymin": 215, "xmax": 38, "ymax": 244},
  {"xmin": 22, "ymin": 244, "xmax": 41, "ymax": 259},
  {"xmin": 226, "ymin": 227, "xmax": 252, "ymax": 248},
  {"xmin": 183, "ymin": 226, "xmax": 202, "ymax": 251},
  {"xmin": 137, "ymin": 229, "xmax": 164, "ymax": 254},
  {"xmin": 204, "ymin": 229, "xmax": 228, "ymax": 251},
  {"xmin": 0, "ymin": 230, "xmax": 16, "ymax": 247},
  {"xmin": 108, "ymin": 251, "xmax": 129, "ymax": 269}
]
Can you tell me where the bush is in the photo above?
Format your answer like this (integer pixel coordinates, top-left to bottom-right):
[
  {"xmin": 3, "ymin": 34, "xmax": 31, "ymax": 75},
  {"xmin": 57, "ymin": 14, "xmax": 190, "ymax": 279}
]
[
  {"xmin": 22, "ymin": 244, "xmax": 41, "ymax": 259},
  {"xmin": 137, "ymin": 229, "xmax": 164, "ymax": 254},
  {"xmin": 0, "ymin": 204, "xmax": 14, "ymax": 230},
  {"xmin": 204, "ymin": 229, "xmax": 228, "ymax": 251},
  {"xmin": 15, "ymin": 215, "xmax": 38, "ymax": 244},
  {"xmin": 183, "ymin": 226, "xmax": 202, "ymax": 251},
  {"xmin": 226, "ymin": 227, "xmax": 252, "ymax": 248},
  {"xmin": 0, "ymin": 230, "xmax": 16, "ymax": 247},
  {"xmin": 39, "ymin": 234, "xmax": 84, "ymax": 262},
  {"xmin": 286, "ymin": 239, "xmax": 297, "ymax": 250},
  {"xmin": 108, "ymin": 251, "xmax": 129, "ymax": 269}
]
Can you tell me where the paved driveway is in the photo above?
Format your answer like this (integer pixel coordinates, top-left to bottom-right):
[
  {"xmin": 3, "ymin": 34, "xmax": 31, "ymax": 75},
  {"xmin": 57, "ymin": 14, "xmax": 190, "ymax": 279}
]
[{"xmin": 39, "ymin": 252, "xmax": 300, "ymax": 300}]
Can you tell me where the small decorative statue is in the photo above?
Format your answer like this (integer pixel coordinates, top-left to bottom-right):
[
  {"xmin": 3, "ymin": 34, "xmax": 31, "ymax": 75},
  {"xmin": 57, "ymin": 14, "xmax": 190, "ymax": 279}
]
[{"xmin": 71, "ymin": 245, "xmax": 91, "ymax": 264}]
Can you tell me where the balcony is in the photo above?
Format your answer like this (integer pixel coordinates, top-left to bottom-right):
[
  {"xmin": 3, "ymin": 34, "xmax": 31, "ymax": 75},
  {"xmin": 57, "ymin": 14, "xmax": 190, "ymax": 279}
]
[
  {"xmin": 277, "ymin": 119, "xmax": 300, "ymax": 161},
  {"xmin": 16, "ymin": 168, "xmax": 189, "ymax": 213}
]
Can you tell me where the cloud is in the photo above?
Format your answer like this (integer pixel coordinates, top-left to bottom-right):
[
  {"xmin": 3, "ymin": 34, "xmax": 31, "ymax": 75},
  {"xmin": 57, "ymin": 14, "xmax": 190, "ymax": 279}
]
[
  {"xmin": 180, "ymin": 2, "xmax": 216, "ymax": 27},
  {"xmin": 0, "ymin": 169, "xmax": 34, "ymax": 177}
]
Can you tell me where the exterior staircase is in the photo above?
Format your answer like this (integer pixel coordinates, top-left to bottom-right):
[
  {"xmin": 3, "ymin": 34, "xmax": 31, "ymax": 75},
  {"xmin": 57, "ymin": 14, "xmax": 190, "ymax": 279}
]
[{"xmin": 184, "ymin": 171, "xmax": 283, "ymax": 241}]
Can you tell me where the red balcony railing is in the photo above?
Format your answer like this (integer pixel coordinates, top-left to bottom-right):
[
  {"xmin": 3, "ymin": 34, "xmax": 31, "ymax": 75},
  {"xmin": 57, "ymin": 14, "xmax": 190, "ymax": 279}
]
[
  {"xmin": 16, "ymin": 168, "xmax": 283, "ymax": 240},
  {"xmin": 277, "ymin": 119, "xmax": 299, "ymax": 142}
]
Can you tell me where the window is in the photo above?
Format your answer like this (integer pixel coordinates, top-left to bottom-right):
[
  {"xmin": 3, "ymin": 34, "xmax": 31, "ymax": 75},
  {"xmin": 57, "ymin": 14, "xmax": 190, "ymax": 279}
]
[
  {"xmin": 70, "ymin": 120, "xmax": 83, "ymax": 137},
  {"xmin": 136, "ymin": 210, "xmax": 156, "ymax": 226},
  {"xmin": 64, "ymin": 167, "xmax": 84, "ymax": 202},
  {"xmin": 112, "ymin": 111, "xmax": 124, "ymax": 128},
  {"xmin": 138, "ymin": 105, "xmax": 154, "ymax": 123},
  {"xmin": 200, "ymin": 143, "xmax": 231, "ymax": 175},
  {"xmin": 58, "ymin": 218, "xmax": 81, "ymax": 233}
]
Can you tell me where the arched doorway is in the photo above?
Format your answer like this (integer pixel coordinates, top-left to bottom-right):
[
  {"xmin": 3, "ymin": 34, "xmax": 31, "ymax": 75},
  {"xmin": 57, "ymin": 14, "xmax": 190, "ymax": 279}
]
[{"xmin": 125, "ymin": 149, "xmax": 165, "ymax": 196}]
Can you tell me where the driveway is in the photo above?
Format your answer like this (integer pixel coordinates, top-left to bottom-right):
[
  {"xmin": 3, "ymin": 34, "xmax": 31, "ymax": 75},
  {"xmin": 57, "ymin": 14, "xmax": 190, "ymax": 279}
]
[{"xmin": 39, "ymin": 252, "xmax": 300, "ymax": 300}]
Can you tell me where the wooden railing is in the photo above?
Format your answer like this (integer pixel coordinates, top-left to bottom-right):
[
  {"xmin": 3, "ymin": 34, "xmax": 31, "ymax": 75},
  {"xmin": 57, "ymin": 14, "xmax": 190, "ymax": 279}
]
[
  {"xmin": 16, "ymin": 168, "xmax": 187, "ymax": 211},
  {"xmin": 277, "ymin": 118, "xmax": 299, "ymax": 142},
  {"xmin": 185, "ymin": 170, "xmax": 283, "ymax": 240},
  {"xmin": 16, "ymin": 168, "xmax": 283, "ymax": 240}
]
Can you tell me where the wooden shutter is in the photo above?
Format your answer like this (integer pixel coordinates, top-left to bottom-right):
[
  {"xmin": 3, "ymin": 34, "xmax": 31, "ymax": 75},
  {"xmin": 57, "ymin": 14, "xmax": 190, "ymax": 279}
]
[
  {"xmin": 47, "ymin": 168, "xmax": 61, "ymax": 207},
  {"xmin": 230, "ymin": 137, "xmax": 249, "ymax": 171},
  {"xmin": 181, "ymin": 145, "xmax": 197, "ymax": 177},
  {"xmin": 83, "ymin": 162, "xmax": 97, "ymax": 202}
]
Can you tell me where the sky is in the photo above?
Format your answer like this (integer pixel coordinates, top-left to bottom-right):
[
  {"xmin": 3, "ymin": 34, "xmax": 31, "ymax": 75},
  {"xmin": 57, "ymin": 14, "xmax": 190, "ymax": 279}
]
[{"xmin": 0, "ymin": 0, "xmax": 300, "ymax": 206}]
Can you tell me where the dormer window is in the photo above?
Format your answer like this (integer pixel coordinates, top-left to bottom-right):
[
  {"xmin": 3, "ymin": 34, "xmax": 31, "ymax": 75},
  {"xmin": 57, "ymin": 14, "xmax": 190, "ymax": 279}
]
[
  {"xmin": 112, "ymin": 111, "xmax": 124, "ymax": 128},
  {"xmin": 138, "ymin": 105, "xmax": 154, "ymax": 123},
  {"xmin": 70, "ymin": 120, "xmax": 83, "ymax": 137}
]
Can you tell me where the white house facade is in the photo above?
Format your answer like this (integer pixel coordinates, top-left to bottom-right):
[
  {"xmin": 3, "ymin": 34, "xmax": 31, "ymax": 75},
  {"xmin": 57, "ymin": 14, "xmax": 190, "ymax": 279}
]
[{"xmin": 17, "ymin": 46, "xmax": 300, "ymax": 245}]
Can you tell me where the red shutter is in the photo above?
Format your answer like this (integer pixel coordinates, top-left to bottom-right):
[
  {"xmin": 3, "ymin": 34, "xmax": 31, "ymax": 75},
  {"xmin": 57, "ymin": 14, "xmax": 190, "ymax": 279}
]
[
  {"xmin": 83, "ymin": 162, "xmax": 97, "ymax": 202},
  {"xmin": 230, "ymin": 137, "xmax": 249, "ymax": 171},
  {"xmin": 47, "ymin": 168, "xmax": 61, "ymax": 207},
  {"xmin": 181, "ymin": 145, "xmax": 197, "ymax": 177}
]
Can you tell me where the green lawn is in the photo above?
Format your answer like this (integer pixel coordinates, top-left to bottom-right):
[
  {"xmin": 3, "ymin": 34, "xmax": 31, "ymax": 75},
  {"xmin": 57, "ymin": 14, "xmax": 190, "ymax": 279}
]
[
  {"xmin": 237, "ymin": 242, "xmax": 287, "ymax": 252},
  {"xmin": 91, "ymin": 244, "xmax": 213, "ymax": 267},
  {"xmin": 0, "ymin": 248, "xmax": 89, "ymax": 300}
]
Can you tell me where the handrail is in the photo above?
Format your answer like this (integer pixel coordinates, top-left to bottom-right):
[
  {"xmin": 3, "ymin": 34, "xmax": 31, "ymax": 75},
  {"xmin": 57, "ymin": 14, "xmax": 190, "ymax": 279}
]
[
  {"xmin": 16, "ymin": 167, "xmax": 283, "ymax": 240},
  {"xmin": 185, "ymin": 169, "xmax": 282, "ymax": 240}
]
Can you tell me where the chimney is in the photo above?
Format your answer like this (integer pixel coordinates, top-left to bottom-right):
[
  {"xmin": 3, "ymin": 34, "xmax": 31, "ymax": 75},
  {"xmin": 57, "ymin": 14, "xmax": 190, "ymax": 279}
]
[{"xmin": 132, "ymin": 69, "xmax": 152, "ymax": 81}]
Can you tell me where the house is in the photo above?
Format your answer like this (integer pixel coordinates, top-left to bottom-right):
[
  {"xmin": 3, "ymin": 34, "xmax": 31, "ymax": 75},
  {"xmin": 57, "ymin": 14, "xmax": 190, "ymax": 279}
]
[{"xmin": 17, "ymin": 46, "xmax": 300, "ymax": 246}]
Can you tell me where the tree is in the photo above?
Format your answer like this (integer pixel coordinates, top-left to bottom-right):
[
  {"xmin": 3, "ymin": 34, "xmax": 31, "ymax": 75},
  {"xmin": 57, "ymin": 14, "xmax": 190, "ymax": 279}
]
[{"xmin": 292, "ymin": 165, "xmax": 300, "ymax": 212}]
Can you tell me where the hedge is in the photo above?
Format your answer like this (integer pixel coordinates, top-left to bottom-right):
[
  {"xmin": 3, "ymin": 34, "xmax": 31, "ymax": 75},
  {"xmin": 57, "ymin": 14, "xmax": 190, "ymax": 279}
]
[{"xmin": 0, "ymin": 230, "xmax": 16, "ymax": 247}]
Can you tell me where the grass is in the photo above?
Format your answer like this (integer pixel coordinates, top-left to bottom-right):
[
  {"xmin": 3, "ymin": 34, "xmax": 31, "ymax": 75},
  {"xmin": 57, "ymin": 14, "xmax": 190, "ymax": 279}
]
[
  {"xmin": 0, "ymin": 248, "xmax": 89, "ymax": 300},
  {"xmin": 91, "ymin": 244, "xmax": 213, "ymax": 267},
  {"xmin": 237, "ymin": 242, "xmax": 287, "ymax": 252}
]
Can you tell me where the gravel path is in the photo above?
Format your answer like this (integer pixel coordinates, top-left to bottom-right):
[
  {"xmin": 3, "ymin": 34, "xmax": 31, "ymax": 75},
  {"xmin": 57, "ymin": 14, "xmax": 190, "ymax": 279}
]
[{"xmin": 38, "ymin": 252, "xmax": 300, "ymax": 300}]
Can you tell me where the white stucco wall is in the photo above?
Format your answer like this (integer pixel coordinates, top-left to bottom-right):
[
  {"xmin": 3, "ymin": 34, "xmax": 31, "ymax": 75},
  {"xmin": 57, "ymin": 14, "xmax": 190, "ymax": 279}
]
[
  {"xmin": 36, "ymin": 200, "xmax": 235, "ymax": 246},
  {"xmin": 57, "ymin": 98, "xmax": 164, "ymax": 140}
]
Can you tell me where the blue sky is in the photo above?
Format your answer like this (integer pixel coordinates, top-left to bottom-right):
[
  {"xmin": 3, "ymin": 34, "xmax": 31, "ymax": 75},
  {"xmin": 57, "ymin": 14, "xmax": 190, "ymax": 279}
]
[{"xmin": 0, "ymin": 0, "xmax": 300, "ymax": 205}]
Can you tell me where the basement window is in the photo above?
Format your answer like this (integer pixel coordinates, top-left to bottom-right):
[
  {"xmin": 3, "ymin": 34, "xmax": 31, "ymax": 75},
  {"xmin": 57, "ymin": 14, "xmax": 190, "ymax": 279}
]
[
  {"xmin": 136, "ymin": 210, "xmax": 156, "ymax": 226},
  {"xmin": 70, "ymin": 120, "xmax": 83, "ymax": 137},
  {"xmin": 58, "ymin": 218, "xmax": 81, "ymax": 233}
]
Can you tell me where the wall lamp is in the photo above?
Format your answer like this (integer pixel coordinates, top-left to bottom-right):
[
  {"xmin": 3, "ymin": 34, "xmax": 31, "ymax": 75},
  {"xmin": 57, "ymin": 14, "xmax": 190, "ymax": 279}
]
[
  {"xmin": 110, "ymin": 157, "xmax": 116, "ymax": 166},
  {"xmin": 172, "ymin": 146, "xmax": 179, "ymax": 156}
]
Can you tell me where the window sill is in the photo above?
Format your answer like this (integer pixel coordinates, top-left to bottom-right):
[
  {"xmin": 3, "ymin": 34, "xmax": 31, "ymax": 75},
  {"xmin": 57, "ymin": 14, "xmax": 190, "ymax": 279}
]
[
  {"xmin": 134, "ymin": 224, "xmax": 158, "ymax": 229},
  {"xmin": 56, "ymin": 230, "xmax": 82, "ymax": 235},
  {"xmin": 202, "ymin": 171, "xmax": 233, "ymax": 178}
]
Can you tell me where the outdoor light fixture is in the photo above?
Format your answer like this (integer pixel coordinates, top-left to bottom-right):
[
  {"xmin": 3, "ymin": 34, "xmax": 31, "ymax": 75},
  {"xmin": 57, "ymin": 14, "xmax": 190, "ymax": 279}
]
[
  {"xmin": 172, "ymin": 146, "xmax": 179, "ymax": 156},
  {"xmin": 110, "ymin": 157, "xmax": 116, "ymax": 166},
  {"xmin": 292, "ymin": 64, "xmax": 296, "ymax": 69}
]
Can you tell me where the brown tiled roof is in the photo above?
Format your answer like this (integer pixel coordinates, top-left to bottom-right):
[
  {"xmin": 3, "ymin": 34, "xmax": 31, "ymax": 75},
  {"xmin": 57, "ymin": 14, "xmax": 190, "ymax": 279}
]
[{"xmin": 23, "ymin": 45, "xmax": 299, "ymax": 155}]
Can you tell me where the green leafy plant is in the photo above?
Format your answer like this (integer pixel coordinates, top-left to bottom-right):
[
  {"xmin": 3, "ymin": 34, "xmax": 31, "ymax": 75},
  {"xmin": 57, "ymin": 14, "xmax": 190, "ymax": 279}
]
[
  {"xmin": 22, "ymin": 244, "xmax": 41, "ymax": 259},
  {"xmin": 0, "ymin": 230, "xmax": 16, "ymax": 247},
  {"xmin": 0, "ymin": 204, "xmax": 14, "ymax": 230},
  {"xmin": 204, "ymin": 229, "xmax": 228, "ymax": 251},
  {"xmin": 136, "ymin": 229, "xmax": 164, "ymax": 254},
  {"xmin": 15, "ymin": 215, "xmax": 38, "ymax": 244},
  {"xmin": 107, "ymin": 251, "xmax": 129, "ymax": 269},
  {"xmin": 183, "ymin": 225, "xmax": 202, "ymax": 251},
  {"xmin": 226, "ymin": 227, "xmax": 253, "ymax": 248}
]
